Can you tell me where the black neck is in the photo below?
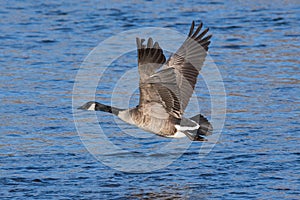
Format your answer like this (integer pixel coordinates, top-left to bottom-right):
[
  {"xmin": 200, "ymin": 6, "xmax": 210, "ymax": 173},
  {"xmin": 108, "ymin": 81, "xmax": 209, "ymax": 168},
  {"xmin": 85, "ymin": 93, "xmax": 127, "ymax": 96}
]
[{"xmin": 95, "ymin": 102, "xmax": 123, "ymax": 115}]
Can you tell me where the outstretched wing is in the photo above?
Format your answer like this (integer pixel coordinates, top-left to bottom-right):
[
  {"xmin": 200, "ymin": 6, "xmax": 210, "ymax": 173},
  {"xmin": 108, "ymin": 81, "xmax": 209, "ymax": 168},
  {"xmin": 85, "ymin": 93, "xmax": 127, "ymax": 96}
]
[
  {"xmin": 136, "ymin": 38, "xmax": 181, "ymax": 119},
  {"xmin": 165, "ymin": 21, "xmax": 212, "ymax": 112},
  {"xmin": 136, "ymin": 21, "xmax": 211, "ymax": 119},
  {"xmin": 136, "ymin": 37, "xmax": 166, "ymax": 82}
]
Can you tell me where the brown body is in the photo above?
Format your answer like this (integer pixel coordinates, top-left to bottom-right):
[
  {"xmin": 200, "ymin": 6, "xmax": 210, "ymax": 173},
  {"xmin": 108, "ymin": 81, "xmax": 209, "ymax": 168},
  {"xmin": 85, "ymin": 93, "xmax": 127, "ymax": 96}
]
[{"xmin": 129, "ymin": 107, "xmax": 179, "ymax": 137}]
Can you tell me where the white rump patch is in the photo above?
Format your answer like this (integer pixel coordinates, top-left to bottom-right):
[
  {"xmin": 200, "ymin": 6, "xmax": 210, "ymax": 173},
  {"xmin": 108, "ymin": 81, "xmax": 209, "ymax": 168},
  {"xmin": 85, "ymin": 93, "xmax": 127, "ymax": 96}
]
[
  {"xmin": 167, "ymin": 131, "xmax": 186, "ymax": 138},
  {"xmin": 175, "ymin": 124, "xmax": 199, "ymax": 131},
  {"xmin": 87, "ymin": 103, "xmax": 96, "ymax": 111}
]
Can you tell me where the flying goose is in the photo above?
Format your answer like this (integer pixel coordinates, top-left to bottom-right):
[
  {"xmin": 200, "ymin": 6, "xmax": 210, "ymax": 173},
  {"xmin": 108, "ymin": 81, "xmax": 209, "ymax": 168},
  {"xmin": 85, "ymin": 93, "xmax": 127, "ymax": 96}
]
[{"xmin": 79, "ymin": 21, "xmax": 213, "ymax": 141}]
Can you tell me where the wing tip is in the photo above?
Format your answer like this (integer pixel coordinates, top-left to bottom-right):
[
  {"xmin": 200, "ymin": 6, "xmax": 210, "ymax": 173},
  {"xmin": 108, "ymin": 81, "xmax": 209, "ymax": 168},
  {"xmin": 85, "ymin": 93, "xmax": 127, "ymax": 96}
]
[{"xmin": 187, "ymin": 20, "xmax": 212, "ymax": 50}]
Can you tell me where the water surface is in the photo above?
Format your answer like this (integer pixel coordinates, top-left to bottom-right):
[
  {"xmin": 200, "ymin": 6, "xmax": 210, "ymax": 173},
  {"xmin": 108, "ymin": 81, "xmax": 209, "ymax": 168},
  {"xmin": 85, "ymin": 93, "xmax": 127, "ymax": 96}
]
[{"xmin": 1, "ymin": 0, "xmax": 299, "ymax": 199}]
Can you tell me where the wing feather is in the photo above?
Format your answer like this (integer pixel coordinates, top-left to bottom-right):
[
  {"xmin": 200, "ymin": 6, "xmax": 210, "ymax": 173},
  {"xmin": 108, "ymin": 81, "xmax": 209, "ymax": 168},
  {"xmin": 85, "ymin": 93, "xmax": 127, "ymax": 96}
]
[
  {"xmin": 136, "ymin": 37, "xmax": 166, "ymax": 81},
  {"xmin": 139, "ymin": 68, "xmax": 181, "ymax": 118},
  {"xmin": 136, "ymin": 21, "xmax": 211, "ymax": 118},
  {"xmin": 165, "ymin": 21, "xmax": 212, "ymax": 112}
]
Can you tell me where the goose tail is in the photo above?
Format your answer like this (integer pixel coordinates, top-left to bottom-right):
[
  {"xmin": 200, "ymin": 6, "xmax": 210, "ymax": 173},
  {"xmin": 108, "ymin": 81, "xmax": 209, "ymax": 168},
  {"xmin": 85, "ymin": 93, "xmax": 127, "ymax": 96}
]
[
  {"xmin": 179, "ymin": 114, "xmax": 212, "ymax": 141},
  {"xmin": 190, "ymin": 114, "xmax": 213, "ymax": 137}
]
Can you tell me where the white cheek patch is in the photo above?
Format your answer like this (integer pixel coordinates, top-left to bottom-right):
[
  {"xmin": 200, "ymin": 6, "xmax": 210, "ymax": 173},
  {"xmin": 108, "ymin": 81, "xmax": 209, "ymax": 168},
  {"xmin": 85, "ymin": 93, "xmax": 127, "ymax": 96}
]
[{"xmin": 87, "ymin": 103, "xmax": 96, "ymax": 111}]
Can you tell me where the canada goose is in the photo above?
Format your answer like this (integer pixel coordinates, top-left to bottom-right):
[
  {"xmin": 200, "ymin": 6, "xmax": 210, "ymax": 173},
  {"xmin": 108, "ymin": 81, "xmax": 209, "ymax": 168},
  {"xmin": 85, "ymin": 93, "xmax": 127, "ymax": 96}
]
[{"xmin": 79, "ymin": 21, "xmax": 213, "ymax": 141}]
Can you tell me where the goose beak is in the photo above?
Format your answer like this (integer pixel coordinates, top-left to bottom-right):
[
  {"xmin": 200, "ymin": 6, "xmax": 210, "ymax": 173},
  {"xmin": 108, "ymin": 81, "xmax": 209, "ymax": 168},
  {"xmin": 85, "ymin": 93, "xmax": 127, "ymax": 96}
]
[
  {"xmin": 77, "ymin": 105, "xmax": 84, "ymax": 110},
  {"xmin": 77, "ymin": 103, "xmax": 88, "ymax": 110}
]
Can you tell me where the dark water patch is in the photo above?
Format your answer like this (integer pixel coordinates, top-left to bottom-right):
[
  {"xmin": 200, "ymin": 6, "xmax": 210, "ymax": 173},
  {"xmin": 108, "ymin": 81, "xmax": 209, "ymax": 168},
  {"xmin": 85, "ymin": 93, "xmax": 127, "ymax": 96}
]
[
  {"xmin": 208, "ymin": 1, "xmax": 224, "ymax": 5},
  {"xmin": 9, "ymin": 188, "xmax": 31, "ymax": 193},
  {"xmin": 0, "ymin": 35, "xmax": 17, "ymax": 40},
  {"xmin": 10, "ymin": 177, "xmax": 32, "ymax": 183},
  {"xmin": 51, "ymin": 27, "xmax": 73, "ymax": 32},
  {"xmin": 221, "ymin": 44, "xmax": 249, "ymax": 49},
  {"xmin": 32, "ymin": 178, "xmax": 42, "ymax": 182},
  {"xmin": 275, "ymin": 21, "xmax": 290, "ymax": 26},
  {"xmin": 122, "ymin": 23, "xmax": 135, "ymax": 28},
  {"xmin": 284, "ymin": 34, "xmax": 300, "ymax": 37},
  {"xmin": 226, "ymin": 38, "xmax": 242, "ymax": 42},
  {"xmin": 45, "ymin": 10, "xmax": 68, "ymax": 16},
  {"xmin": 271, "ymin": 187, "xmax": 291, "ymax": 191},
  {"xmin": 251, "ymin": 8, "xmax": 269, "ymax": 13},
  {"xmin": 272, "ymin": 17, "xmax": 284, "ymax": 21},
  {"xmin": 255, "ymin": 44, "xmax": 267, "ymax": 48},
  {"xmin": 211, "ymin": 25, "xmax": 243, "ymax": 30},
  {"xmin": 38, "ymin": 39, "xmax": 57, "ymax": 43},
  {"xmin": 107, "ymin": 9, "xmax": 125, "ymax": 17},
  {"xmin": 5, "ymin": 6, "xmax": 25, "ymax": 10},
  {"xmin": 101, "ymin": 183, "xmax": 121, "ymax": 188}
]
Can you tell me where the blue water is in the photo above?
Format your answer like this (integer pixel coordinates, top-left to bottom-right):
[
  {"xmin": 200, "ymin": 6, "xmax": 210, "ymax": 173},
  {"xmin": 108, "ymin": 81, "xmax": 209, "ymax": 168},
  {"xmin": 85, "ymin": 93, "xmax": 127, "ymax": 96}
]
[{"xmin": 1, "ymin": 0, "xmax": 300, "ymax": 199}]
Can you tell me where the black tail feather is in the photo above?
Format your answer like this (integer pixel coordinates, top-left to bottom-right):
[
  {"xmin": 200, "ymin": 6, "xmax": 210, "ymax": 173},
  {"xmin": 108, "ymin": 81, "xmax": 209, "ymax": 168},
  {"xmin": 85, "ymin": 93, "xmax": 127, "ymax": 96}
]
[
  {"xmin": 183, "ymin": 131, "xmax": 207, "ymax": 141},
  {"xmin": 190, "ymin": 114, "xmax": 213, "ymax": 136}
]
